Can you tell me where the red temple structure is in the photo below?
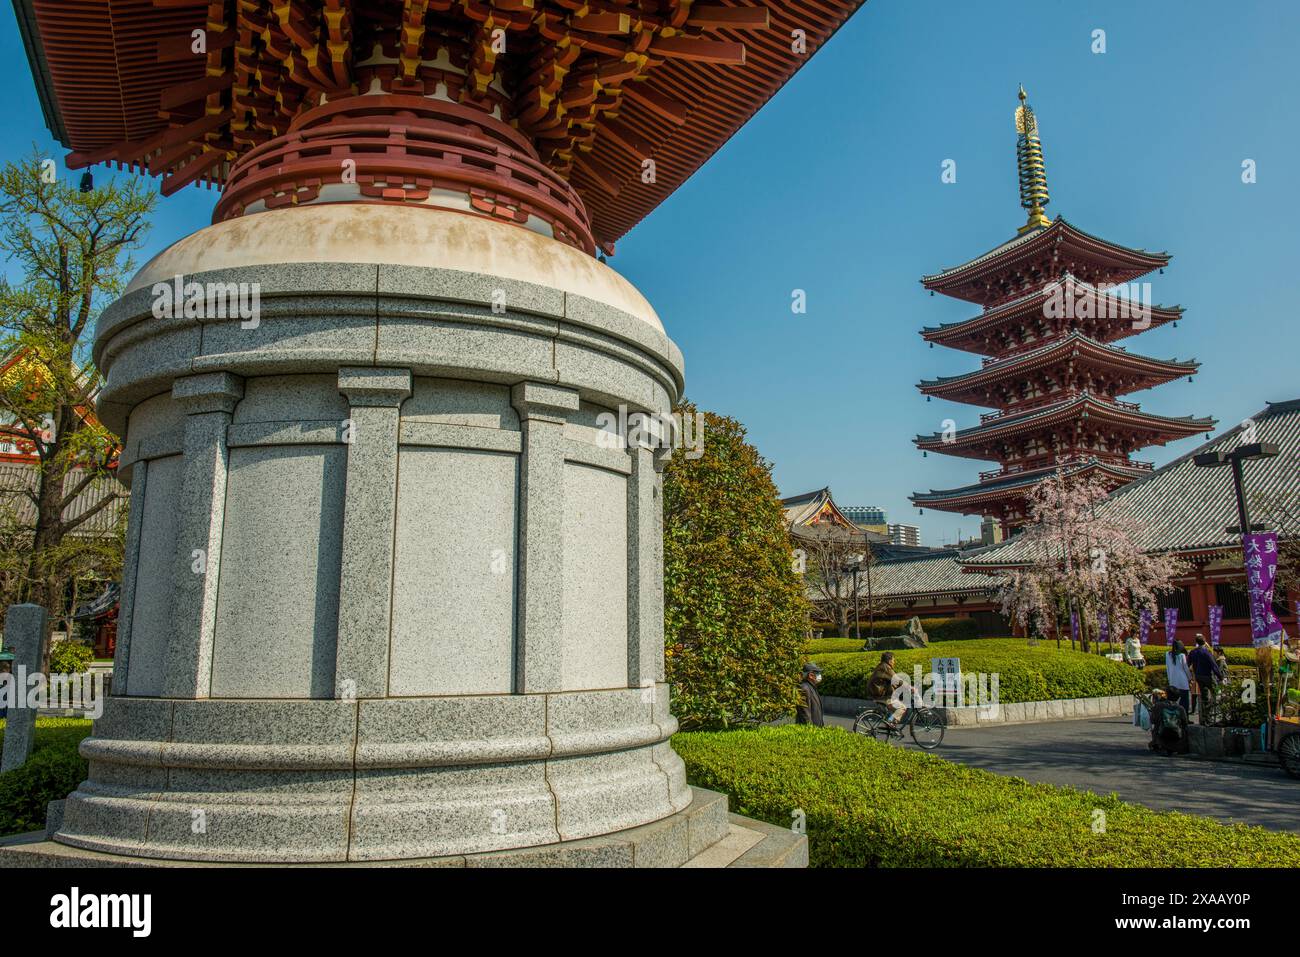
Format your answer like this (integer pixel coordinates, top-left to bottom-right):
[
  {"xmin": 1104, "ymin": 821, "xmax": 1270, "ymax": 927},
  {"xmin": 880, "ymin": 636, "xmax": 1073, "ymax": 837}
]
[
  {"xmin": 911, "ymin": 88, "xmax": 1215, "ymax": 534},
  {"xmin": 14, "ymin": 0, "xmax": 863, "ymax": 256}
]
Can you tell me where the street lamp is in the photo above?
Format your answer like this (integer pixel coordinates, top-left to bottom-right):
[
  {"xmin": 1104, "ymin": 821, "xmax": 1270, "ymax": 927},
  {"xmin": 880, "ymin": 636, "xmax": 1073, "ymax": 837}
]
[
  {"xmin": 1193, "ymin": 442, "xmax": 1280, "ymax": 537},
  {"xmin": 842, "ymin": 553, "xmax": 864, "ymax": 641}
]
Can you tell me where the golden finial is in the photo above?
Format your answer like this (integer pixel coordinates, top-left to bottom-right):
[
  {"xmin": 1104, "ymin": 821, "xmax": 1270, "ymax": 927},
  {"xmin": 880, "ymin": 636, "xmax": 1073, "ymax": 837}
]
[{"xmin": 1015, "ymin": 85, "xmax": 1051, "ymax": 233}]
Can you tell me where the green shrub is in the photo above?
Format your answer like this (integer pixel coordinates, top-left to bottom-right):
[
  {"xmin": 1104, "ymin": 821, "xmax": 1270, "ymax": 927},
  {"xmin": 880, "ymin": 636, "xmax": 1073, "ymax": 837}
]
[
  {"xmin": 48, "ymin": 640, "xmax": 95, "ymax": 675},
  {"xmin": 0, "ymin": 717, "xmax": 91, "ymax": 837},
  {"xmin": 673, "ymin": 725, "xmax": 1300, "ymax": 867},
  {"xmin": 663, "ymin": 405, "xmax": 810, "ymax": 729},
  {"xmin": 804, "ymin": 638, "xmax": 865, "ymax": 655},
  {"xmin": 818, "ymin": 617, "xmax": 982, "ymax": 642},
  {"xmin": 813, "ymin": 638, "xmax": 1146, "ymax": 704}
]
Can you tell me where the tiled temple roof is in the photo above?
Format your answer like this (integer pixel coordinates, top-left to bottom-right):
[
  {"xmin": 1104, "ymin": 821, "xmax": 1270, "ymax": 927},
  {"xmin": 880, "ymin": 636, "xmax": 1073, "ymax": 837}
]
[{"xmin": 962, "ymin": 398, "xmax": 1300, "ymax": 565}]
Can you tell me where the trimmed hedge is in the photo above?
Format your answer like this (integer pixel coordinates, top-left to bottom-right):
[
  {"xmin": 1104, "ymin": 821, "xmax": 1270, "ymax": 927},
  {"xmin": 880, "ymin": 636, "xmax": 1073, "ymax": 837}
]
[
  {"xmin": 673, "ymin": 725, "xmax": 1300, "ymax": 867},
  {"xmin": 804, "ymin": 637, "xmax": 867, "ymax": 655},
  {"xmin": 812, "ymin": 638, "xmax": 1147, "ymax": 705},
  {"xmin": 1138, "ymin": 644, "xmax": 1274, "ymax": 668},
  {"xmin": 0, "ymin": 717, "xmax": 91, "ymax": 837},
  {"xmin": 815, "ymin": 617, "xmax": 981, "ymax": 642}
]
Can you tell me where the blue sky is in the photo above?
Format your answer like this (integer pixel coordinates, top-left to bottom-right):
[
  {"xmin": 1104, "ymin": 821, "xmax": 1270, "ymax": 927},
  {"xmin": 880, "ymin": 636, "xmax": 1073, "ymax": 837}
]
[{"xmin": 2, "ymin": 0, "xmax": 1296, "ymax": 545}]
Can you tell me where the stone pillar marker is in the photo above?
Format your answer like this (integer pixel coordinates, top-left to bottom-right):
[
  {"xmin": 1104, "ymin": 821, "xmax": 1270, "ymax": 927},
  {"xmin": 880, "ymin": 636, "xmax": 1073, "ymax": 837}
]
[
  {"xmin": 335, "ymin": 367, "xmax": 412, "ymax": 699},
  {"xmin": 512, "ymin": 381, "xmax": 580, "ymax": 694},
  {"xmin": 1, "ymin": 604, "xmax": 47, "ymax": 773},
  {"xmin": 163, "ymin": 372, "xmax": 244, "ymax": 699}
]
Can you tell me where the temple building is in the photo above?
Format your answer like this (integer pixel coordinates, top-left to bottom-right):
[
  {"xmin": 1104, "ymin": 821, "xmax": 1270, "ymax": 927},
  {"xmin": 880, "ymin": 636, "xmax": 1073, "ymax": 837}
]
[{"xmin": 911, "ymin": 88, "xmax": 1215, "ymax": 535}]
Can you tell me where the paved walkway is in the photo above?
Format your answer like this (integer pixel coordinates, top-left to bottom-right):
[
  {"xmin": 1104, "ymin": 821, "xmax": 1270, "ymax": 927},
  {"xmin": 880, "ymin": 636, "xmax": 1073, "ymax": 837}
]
[{"xmin": 823, "ymin": 712, "xmax": 1300, "ymax": 833}]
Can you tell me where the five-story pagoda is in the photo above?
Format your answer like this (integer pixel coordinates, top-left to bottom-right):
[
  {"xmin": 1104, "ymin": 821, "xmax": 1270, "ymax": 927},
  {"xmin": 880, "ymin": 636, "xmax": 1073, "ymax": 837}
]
[{"xmin": 911, "ymin": 87, "xmax": 1215, "ymax": 535}]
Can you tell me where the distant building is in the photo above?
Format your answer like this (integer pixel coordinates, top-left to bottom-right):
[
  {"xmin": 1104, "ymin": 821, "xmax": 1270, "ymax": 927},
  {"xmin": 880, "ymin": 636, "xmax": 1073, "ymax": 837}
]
[
  {"xmin": 842, "ymin": 505, "xmax": 886, "ymax": 528},
  {"xmin": 887, "ymin": 524, "xmax": 920, "ymax": 547},
  {"xmin": 981, "ymin": 516, "xmax": 1005, "ymax": 546}
]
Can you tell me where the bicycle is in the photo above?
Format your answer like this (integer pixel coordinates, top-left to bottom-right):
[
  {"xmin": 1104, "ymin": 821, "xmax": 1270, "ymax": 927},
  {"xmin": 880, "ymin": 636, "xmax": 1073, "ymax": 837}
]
[{"xmin": 852, "ymin": 701, "xmax": 946, "ymax": 749}]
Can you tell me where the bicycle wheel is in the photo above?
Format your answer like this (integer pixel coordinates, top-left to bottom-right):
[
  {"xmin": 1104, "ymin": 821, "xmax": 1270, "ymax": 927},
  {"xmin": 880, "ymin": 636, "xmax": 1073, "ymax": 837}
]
[
  {"xmin": 909, "ymin": 708, "xmax": 946, "ymax": 749},
  {"xmin": 855, "ymin": 711, "xmax": 894, "ymax": 743}
]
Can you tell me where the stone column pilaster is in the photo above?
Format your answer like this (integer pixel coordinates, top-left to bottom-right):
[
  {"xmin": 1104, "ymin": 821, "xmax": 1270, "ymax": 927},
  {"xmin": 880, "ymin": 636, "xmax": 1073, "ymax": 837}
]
[
  {"xmin": 334, "ymin": 367, "xmax": 412, "ymax": 699},
  {"xmin": 163, "ymin": 372, "xmax": 244, "ymax": 699},
  {"xmin": 511, "ymin": 382, "xmax": 579, "ymax": 693},
  {"xmin": 627, "ymin": 442, "xmax": 669, "ymax": 690},
  {"xmin": 110, "ymin": 458, "xmax": 148, "ymax": 693}
]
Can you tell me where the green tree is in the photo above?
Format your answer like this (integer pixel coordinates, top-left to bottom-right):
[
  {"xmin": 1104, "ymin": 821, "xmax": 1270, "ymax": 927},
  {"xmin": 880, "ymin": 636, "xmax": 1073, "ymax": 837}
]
[
  {"xmin": 663, "ymin": 403, "xmax": 809, "ymax": 728},
  {"xmin": 0, "ymin": 152, "xmax": 153, "ymax": 622}
]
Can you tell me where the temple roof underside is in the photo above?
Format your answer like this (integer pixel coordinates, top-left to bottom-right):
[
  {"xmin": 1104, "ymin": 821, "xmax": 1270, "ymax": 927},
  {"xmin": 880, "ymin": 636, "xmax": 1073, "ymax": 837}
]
[
  {"xmin": 914, "ymin": 393, "xmax": 1216, "ymax": 460},
  {"xmin": 919, "ymin": 218, "xmax": 1171, "ymax": 309},
  {"xmin": 13, "ymin": 0, "xmax": 865, "ymax": 253},
  {"xmin": 918, "ymin": 332, "xmax": 1199, "ymax": 406}
]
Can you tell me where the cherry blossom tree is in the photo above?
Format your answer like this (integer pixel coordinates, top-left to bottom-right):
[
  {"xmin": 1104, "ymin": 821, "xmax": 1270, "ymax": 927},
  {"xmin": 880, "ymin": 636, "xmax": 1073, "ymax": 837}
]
[{"xmin": 997, "ymin": 473, "xmax": 1187, "ymax": 653}]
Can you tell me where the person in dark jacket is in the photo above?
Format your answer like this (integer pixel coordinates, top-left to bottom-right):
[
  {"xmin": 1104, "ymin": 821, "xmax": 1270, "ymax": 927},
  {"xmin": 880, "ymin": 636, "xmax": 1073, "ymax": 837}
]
[
  {"xmin": 1187, "ymin": 634, "xmax": 1224, "ymax": 724},
  {"xmin": 796, "ymin": 662, "xmax": 824, "ymax": 726},
  {"xmin": 1149, "ymin": 688, "xmax": 1189, "ymax": 755}
]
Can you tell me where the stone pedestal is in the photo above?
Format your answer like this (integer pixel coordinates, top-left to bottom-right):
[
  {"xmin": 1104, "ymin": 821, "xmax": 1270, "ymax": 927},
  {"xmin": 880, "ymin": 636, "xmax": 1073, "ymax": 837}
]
[{"xmin": 61, "ymin": 203, "xmax": 690, "ymax": 863}]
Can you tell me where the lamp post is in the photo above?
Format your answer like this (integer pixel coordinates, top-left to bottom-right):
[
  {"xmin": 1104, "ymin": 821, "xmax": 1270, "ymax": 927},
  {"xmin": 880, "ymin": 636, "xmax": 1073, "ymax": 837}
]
[
  {"xmin": 842, "ymin": 554, "xmax": 864, "ymax": 641},
  {"xmin": 1195, "ymin": 441, "xmax": 1282, "ymax": 715},
  {"xmin": 1193, "ymin": 442, "xmax": 1280, "ymax": 538},
  {"xmin": 866, "ymin": 540, "xmax": 876, "ymax": 639}
]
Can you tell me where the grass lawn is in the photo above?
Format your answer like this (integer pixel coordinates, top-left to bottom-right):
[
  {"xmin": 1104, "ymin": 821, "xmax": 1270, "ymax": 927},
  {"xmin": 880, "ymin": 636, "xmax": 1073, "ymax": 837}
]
[
  {"xmin": 0, "ymin": 716, "xmax": 92, "ymax": 837},
  {"xmin": 674, "ymin": 724, "xmax": 1300, "ymax": 867}
]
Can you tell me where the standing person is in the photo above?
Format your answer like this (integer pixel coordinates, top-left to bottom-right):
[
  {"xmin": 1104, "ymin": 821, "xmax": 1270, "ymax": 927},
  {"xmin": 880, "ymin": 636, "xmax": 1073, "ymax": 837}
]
[
  {"xmin": 1124, "ymin": 632, "xmax": 1145, "ymax": 669},
  {"xmin": 796, "ymin": 662, "xmax": 825, "ymax": 727},
  {"xmin": 1165, "ymin": 639, "xmax": 1192, "ymax": 713},
  {"xmin": 1187, "ymin": 634, "xmax": 1224, "ymax": 724}
]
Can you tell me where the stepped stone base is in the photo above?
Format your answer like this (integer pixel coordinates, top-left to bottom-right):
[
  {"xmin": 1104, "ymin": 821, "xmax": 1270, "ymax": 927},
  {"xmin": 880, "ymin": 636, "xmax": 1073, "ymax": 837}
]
[{"xmin": 0, "ymin": 787, "xmax": 806, "ymax": 869}]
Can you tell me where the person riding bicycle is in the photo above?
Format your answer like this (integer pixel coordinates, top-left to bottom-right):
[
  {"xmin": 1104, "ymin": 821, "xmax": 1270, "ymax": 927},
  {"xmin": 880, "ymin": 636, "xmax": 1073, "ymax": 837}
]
[{"xmin": 867, "ymin": 652, "xmax": 911, "ymax": 725}]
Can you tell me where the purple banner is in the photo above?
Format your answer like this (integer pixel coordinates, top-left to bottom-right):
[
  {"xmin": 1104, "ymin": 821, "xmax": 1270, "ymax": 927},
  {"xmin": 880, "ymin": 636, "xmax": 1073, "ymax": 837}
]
[
  {"xmin": 1209, "ymin": 605, "xmax": 1223, "ymax": 647},
  {"xmin": 1164, "ymin": 607, "xmax": 1178, "ymax": 645},
  {"xmin": 1098, "ymin": 610, "xmax": 1109, "ymax": 644},
  {"xmin": 1140, "ymin": 607, "xmax": 1152, "ymax": 645},
  {"xmin": 1243, "ymin": 532, "xmax": 1287, "ymax": 648},
  {"xmin": 1070, "ymin": 610, "xmax": 1080, "ymax": 643}
]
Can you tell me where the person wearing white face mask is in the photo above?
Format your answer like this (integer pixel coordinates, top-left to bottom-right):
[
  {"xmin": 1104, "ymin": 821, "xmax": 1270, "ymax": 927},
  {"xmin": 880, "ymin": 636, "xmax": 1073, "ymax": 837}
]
[{"xmin": 796, "ymin": 662, "xmax": 825, "ymax": 726}]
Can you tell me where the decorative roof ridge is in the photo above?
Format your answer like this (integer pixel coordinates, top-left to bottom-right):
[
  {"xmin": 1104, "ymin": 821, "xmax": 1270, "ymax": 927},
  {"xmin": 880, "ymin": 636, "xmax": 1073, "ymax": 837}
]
[
  {"xmin": 912, "ymin": 457, "xmax": 1149, "ymax": 499},
  {"xmin": 915, "ymin": 392, "xmax": 1215, "ymax": 444},
  {"xmin": 920, "ymin": 274, "xmax": 1184, "ymax": 337},
  {"xmin": 921, "ymin": 216, "xmax": 1172, "ymax": 288},
  {"xmin": 917, "ymin": 333, "xmax": 1199, "ymax": 389},
  {"xmin": 874, "ymin": 550, "xmax": 966, "ymax": 567}
]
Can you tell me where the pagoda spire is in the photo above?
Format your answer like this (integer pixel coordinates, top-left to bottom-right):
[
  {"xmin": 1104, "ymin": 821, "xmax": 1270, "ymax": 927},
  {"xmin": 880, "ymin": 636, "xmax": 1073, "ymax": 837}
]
[{"xmin": 1015, "ymin": 85, "xmax": 1051, "ymax": 234}]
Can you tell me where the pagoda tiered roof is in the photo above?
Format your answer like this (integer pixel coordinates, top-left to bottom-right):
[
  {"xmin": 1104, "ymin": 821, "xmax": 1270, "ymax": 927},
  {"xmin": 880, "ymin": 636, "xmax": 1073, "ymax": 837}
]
[
  {"xmin": 920, "ymin": 217, "xmax": 1171, "ymax": 308},
  {"xmin": 914, "ymin": 392, "xmax": 1215, "ymax": 461},
  {"xmin": 917, "ymin": 333, "xmax": 1199, "ymax": 407},
  {"xmin": 920, "ymin": 273, "xmax": 1183, "ymax": 356},
  {"xmin": 910, "ymin": 456, "xmax": 1153, "ymax": 515},
  {"xmin": 911, "ymin": 91, "xmax": 1213, "ymax": 530}
]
